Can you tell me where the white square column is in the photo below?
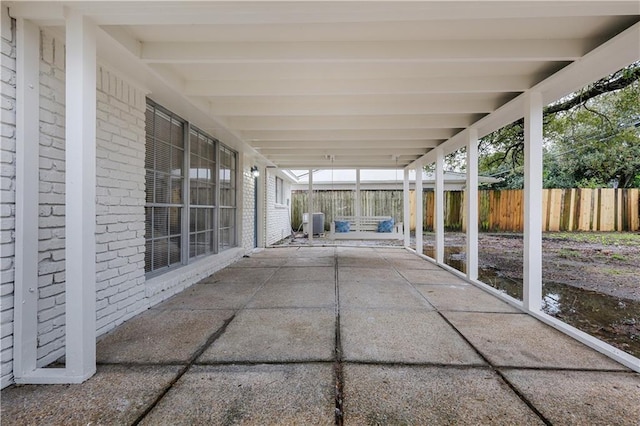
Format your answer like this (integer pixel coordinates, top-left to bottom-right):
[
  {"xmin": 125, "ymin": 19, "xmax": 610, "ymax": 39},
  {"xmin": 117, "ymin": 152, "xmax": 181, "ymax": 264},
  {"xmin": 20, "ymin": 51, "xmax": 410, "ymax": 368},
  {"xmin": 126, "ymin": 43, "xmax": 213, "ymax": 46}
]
[
  {"xmin": 308, "ymin": 169, "xmax": 313, "ymax": 241},
  {"xmin": 355, "ymin": 168, "xmax": 361, "ymax": 231},
  {"xmin": 14, "ymin": 17, "xmax": 40, "ymax": 381},
  {"xmin": 403, "ymin": 168, "xmax": 410, "ymax": 247},
  {"xmin": 523, "ymin": 92, "xmax": 544, "ymax": 312},
  {"xmin": 434, "ymin": 148, "xmax": 445, "ymax": 264},
  {"xmin": 466, "ymin": 130, "xmax": 479, "ymax": 281},
  {"xmin": 256, "ymin": 167, "xmax": 266, "ymax": 248},
  {"xmin": 64, "ymin": 9, "xmax": 97, "ymax": 381},
  {"xmin": 415, "ymin": 164, "xmax": 423, "ymax": 254}
]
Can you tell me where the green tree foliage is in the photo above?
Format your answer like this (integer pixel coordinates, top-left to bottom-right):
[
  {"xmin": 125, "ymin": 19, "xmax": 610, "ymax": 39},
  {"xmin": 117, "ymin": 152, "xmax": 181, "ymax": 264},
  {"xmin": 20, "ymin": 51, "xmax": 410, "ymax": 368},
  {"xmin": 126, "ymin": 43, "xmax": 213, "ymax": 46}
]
[
  {"xmin": 477, "ymin": 62, "xmax": 640, "ymax": 189},
  {"xmin": 544, "ymin": 78, "xmax": 640, "ymax": 188}
]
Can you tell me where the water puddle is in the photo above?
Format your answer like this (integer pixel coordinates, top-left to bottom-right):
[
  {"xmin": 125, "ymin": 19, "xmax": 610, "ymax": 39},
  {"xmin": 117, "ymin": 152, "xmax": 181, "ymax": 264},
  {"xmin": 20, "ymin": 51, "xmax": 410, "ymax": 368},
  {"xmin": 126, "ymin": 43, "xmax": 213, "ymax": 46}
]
[{"xmin": 425, "ymin": 246, "xmax": 640, "ymax": 358}]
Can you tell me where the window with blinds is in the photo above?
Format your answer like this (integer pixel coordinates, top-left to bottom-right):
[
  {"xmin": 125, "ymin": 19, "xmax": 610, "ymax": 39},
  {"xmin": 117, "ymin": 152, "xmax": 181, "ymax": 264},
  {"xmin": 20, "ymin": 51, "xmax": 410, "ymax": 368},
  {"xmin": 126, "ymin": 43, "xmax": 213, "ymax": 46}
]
[
  {"xmin": 219, "ymin": 145, "xmax": 237, "ymax": 251},
  {"xmin": 145, "ymin": 103, "xmax": 185, "ymax": 274},
  {"xmin": 145, "ymin": 99, "xmax": 238, "ymax": 276},
  {"xmin": 189, "ymin": 127, "xmax": 216, "ymax": 258}
]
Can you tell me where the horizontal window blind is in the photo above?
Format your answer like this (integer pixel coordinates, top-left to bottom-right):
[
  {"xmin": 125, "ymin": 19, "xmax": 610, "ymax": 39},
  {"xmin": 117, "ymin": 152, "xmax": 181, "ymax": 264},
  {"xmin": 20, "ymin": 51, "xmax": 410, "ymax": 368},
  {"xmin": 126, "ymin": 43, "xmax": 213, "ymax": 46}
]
[{"xmin": 145, "ymin": 103, "xmax": 185, "ymax": 273}]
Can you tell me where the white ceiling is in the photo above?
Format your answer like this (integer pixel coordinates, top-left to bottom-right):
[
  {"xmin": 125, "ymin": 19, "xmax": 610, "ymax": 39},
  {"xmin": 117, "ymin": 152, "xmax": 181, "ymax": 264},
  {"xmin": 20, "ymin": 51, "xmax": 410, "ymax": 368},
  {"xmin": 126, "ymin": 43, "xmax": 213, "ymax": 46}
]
[{"xmin": 11, "ymin": 1, "xmax": 640, "ymax": 169}]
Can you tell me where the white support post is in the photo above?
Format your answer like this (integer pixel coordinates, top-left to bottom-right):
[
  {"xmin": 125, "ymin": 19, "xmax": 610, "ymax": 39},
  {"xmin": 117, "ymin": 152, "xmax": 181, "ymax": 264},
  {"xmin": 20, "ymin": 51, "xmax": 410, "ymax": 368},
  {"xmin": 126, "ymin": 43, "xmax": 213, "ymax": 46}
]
[
  {"xmin": 256, "ymin": 167, "xmax": 266, "ymax": 248},
  {"xmin": 355, "ymin": 168, "xmax": 361, "ymax": 232},
  {"xmin": 466, "ymin": 129, "xmax": 479, "ymax": 281},
  {"xmin": 14, "ymin": 18, "xmax": 41, "ymax": 381},
  {"xmin": 308, "ymin": 169, "xmax": 313, "ymax": 241},
  {"xmin": 415, "ymin": 164, "xmax": 423, "ymax": 254},
  {"xmin": 64, "ymin": 9, "xmax": 97, "ymax": 382},
  {"xmin": 403, "ymin": 168, "xmax": 410, "ymax": 247},
  {"xmin": 523, "ymin": 92, "xmax": 544, "ymax": 312},
  {"xmin": 434, "ymin": 148, "xmax": 445, "ymax": 264}
]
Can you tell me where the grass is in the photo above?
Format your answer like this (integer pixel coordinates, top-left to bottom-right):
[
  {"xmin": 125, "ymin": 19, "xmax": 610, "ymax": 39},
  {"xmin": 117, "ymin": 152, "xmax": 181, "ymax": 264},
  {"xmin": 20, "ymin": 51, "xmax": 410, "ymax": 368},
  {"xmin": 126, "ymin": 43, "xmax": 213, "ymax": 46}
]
[
  {"xmin": 602, "ymin": 268, "xmax": 625, "ymax": 276},
  {"xmin": 557, "ymin": 248, "xmax": 582, "ymax": 258},
  {"xmin": 610, "ymin": 253, "xmax": 628, "ymax": 261},
  {"xmin": 544, "ymin": 232, "xmax": 640, "ymax": 247}
]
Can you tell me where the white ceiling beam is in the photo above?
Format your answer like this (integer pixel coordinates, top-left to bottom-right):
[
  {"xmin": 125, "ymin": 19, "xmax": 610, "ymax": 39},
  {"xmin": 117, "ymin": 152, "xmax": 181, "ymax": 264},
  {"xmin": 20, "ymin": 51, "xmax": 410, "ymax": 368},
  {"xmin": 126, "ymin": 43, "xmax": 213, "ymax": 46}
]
[
  {"xmin": 267, "ymin": 154, "xmax": 419, "ymax": 167},
  {"xmin": 9, "ymin": 2, "xmax": 65, "ymax": 24},
  {"xmin": 251, "ymin": 140, "xmax": 441, "ymax": 150},
  {"xmin": 55, "ymin": 2, "xmax": 639, "ymax": 26},
  {"xmin": 99, "ymin": 25, "xmax": 142, "ymax": 58},
  {"xmin": 226, "ymin": 115, "xmax": 479, "ymax": 131},
  {"xmin": 241, "ymin": 129, "xmax": 456, "ymax": 142},
  {"xmin": 257, "ymin": 148, "xmax": 430, "ymax": 156},
  {"xmin": 109, "ymin": 16, "xmax": 636, "ymax": 44},
  {"xmin": 272, "ymin": 160, "xmax": 415, "ymax": 168},
  {"xmin": 268, "ymin": 154, "xmax": 420, "ymax": 160},
  {"xmin": 210, "ymin": 97, "xmax": 500, "ymax": 116},
  {"xmin": 409, "ymin": 21, "xmax": 640, "ymax": 169},
  {"xmin": 141, "ymin": 40, "xmax": 586, "ymax": 64},
  {"xmin": 173, "ymin": 61, "xmax": 558, "ymax": 81},
  {"xmin": 184, "ymin": 75, "xmax": 533, "ymax": 97}
]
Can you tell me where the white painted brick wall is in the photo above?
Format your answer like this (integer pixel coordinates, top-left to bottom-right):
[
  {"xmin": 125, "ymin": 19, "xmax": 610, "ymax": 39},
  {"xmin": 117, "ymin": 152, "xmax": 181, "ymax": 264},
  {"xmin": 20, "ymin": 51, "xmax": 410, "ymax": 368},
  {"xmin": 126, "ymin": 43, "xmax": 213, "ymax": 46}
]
[
  {"xmin": 1, "ymin": 21, "xmax": 249, "ymax": 388},
  {"xmin": 241, "ymin": 166, "xmax": 255, "ymax": 251},
  {"xmin": 265, "ymin": 171, "xmax": 292, "ymax": 245},
  {"xmin": 0, "ymin": 7, "xmax": 16, "ymax": 389},
  {"xmin": 36, "ymin": 29, "xmax": 67, "ymax": 365},
  {"xmin": 11, "ymin": 28, "xmax": 149, "ymax": 378},
  {"xmin": 94, "ymin": 65, "xmax": 148, "ymax": 336},
  {"xmin": 145, "ymin": 247, "xmax": 244, "ymax": 306}
]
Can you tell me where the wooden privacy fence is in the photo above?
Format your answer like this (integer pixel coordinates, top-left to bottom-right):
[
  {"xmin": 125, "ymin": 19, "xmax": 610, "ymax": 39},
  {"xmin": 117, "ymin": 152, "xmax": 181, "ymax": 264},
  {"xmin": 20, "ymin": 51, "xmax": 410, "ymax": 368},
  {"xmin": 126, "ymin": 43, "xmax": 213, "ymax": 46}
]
[
  {"xmin": 291, "ymin": 188, "xmax": 640, "ymax": 232},
  {"xmin": 291, "ymin": 190, "xmax": 404, "ymax": 231}
]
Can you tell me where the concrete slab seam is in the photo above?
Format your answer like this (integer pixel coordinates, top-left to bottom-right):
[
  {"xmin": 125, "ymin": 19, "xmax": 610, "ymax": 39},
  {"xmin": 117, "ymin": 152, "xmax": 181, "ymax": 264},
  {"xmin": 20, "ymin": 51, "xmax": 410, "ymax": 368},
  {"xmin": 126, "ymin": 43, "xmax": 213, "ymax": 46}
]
[
  {"xmin": 389, "ymin": 259, "xmax": 553, "ymax": 426},
  {"xmin": 130, "ymin": 314, "xmax": 236, "ymax": 425},
  {"xmin": 132, "ymin": 258, "xmax": 284, "ymax": 424},
  {"xmin": 334, "ymin": 248, "xmax": 345, "ymax": 426},
  {"xmin": 435, "ymin": 310, "xmax": 553, "ymax": 426}
]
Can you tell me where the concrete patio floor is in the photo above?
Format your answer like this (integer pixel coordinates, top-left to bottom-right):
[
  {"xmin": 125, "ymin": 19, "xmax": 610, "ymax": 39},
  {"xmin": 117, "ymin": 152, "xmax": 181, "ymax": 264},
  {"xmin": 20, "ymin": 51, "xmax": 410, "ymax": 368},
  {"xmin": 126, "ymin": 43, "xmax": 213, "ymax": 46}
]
[{"xmin": 2, "ymin": 247, "xmax": 639, "ymax": 425}]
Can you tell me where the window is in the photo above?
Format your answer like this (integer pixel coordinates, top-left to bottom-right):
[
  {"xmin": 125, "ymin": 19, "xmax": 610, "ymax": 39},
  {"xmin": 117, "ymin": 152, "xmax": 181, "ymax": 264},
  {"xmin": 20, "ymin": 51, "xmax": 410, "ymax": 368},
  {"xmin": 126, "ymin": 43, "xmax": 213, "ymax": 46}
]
[
  {"xmin": 145, "ymin": 100, "xmax": 238, "ymax": 275},
  {"xmin": 219, "ymin": 145, "xmax": 237, "ymax": 251},
  {"xmin": 145, "ymin": 103, "xmax": 185, "ymax": 274},
  {"xmin": 275, "ymin": 176, "xmax": 284, "ymax": 205},
  {"xmin": 189, "ymin": 128, "xmax": 216, "ymax": 258}
]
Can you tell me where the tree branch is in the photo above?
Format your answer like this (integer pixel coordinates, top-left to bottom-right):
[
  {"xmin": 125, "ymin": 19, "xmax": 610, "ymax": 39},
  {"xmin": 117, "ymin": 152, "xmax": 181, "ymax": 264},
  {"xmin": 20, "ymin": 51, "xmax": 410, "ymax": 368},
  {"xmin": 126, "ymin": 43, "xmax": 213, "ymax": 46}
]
[
  {"xmin": 480, "ymin": 62, "xmax": 640, "ymax": 175},
  {"xmin": 545, "ymin": 63, "xmax": 640, "ymax": 115}
]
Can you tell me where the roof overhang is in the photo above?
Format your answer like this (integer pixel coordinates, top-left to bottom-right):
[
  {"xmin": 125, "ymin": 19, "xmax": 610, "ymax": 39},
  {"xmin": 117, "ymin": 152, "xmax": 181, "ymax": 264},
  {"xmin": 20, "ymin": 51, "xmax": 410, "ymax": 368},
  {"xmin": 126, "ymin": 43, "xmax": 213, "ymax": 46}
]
[{"xmin": 9, "ymin": 1, "xmax": 640, "ymax": 170}]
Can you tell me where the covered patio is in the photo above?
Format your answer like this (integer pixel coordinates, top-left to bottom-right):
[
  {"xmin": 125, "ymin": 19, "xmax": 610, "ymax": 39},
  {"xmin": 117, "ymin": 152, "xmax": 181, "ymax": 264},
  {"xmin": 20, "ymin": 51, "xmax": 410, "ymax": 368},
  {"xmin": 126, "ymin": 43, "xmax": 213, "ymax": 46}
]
[
  {"xmin": 2, "ymin": 2, "xmax": 639, "ymax": 418},
  {"xmin": 3, "ymin": 247, "xmax": 638, "ymax": 424}
]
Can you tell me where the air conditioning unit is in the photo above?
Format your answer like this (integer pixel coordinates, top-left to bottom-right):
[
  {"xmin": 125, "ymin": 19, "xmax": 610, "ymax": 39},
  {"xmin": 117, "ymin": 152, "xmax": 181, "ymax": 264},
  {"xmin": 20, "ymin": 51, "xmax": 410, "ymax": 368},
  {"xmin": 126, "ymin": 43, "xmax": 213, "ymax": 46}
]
[{"xmin": 302, "ymin": 212, "xmax": 325, "ymax": 236}]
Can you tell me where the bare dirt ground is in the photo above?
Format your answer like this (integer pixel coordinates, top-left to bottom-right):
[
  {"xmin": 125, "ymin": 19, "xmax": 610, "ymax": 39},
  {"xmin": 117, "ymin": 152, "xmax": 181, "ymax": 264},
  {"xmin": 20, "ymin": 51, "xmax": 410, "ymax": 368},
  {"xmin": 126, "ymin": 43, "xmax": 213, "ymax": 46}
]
[
  {"xmin": 425, "ymin": 232, "xmax": 640, "ymax": 357},
  {"xmin": 428, "ymin": 232, "xmax": 640, "ymax": 301}
]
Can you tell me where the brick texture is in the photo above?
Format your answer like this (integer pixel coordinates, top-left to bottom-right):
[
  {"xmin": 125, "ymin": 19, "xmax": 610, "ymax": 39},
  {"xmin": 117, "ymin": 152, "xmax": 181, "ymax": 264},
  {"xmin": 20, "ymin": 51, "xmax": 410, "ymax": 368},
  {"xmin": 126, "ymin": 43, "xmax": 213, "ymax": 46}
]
[
  {"xmin": 2, "ymin": 29, "xmax": 150, "ymax": 384},
  {"xmin": 241, "ymin": 166, "xmax": 256, "ymax": 251},
  {"xmin": 94, "ymin": 64, "xmax": 148, "ymax": 336},
  {"xmin": 1, "ymin": 22, "xmax": 251, "ymax": 389},
  {"xmin": 0, "ymin": 7, "xmax": 16, "ymax": 389},
  {"xmin": 36, "ymin": 29, "xmax": 67, "ymax": 365},
  {"xmin": 265, "ymin": 171, "xmax": 292, "ymax": 245}
]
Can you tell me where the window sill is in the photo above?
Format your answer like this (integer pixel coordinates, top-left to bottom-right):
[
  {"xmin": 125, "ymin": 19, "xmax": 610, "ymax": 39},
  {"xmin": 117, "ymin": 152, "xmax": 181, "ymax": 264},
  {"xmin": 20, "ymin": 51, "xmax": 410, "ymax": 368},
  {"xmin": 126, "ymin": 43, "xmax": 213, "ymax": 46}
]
[{"xmin": 274, "ymin": 203, "xmax": 288, "ymax": 209}]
